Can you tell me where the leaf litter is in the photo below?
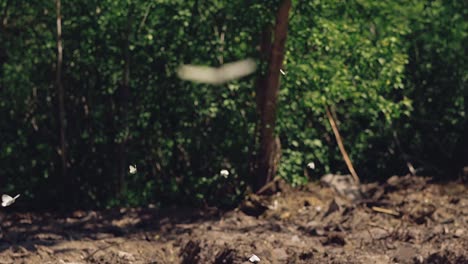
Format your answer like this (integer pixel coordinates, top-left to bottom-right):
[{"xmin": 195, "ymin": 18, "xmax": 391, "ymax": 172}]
[{"xmin": 0, "ymin": 175, "xmax": 467, "ymax": 263}]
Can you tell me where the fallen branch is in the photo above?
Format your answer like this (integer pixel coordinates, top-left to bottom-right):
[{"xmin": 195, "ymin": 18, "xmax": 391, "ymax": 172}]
[
  {"xmin": 325, "ymin": 106, "xmax": 360, "ymax": 184},
  {"xmin": 256, "ymin": 176, "xmax": 280, "ymax": 195},
  {"xmin": 84, "ymin": 241, "xmax": 121, "ymax": 261},
  {"xmin": 371, "ymin": 206, "xmax": 400, "ymax": 216}
]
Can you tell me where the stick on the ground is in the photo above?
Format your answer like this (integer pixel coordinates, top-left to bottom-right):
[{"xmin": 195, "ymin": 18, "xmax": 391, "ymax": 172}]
[
  {"xmin": 256, "ymin": 176, "xmax": 280, "ymax": 195},
  {"xmin": 84, "ymin": 241, "xmax": 121, "ymax": 261},
  {"xmin": 325, "ymin": 106, "xmax": 360, "ymax": 184},
  {"xmin": 371, "ymin": 206, "xmax": 400, "ymax": 216}
]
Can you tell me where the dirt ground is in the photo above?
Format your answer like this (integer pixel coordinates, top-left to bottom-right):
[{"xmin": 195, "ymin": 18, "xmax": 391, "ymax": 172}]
[{"xmin": 1, "ymin": 175, "xmax": 467, "ymax": 264}]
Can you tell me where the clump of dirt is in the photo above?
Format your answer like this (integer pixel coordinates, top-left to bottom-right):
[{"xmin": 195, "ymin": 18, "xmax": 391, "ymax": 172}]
[{"xmin": 0, "ymin": 175, "xmax": 467, "ymax": 263}]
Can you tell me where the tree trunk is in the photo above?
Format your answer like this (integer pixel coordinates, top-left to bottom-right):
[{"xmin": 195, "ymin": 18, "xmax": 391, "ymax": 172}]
[
  {"xmin": 454, "ymin": 84, "xmax": 468, "ymax": 179},
  {"xmin": 462, "ymin": 82, "xmax": 468, "ymax": 168},
  {"xmin": 55, "ymin": 0, "xmax": 68, "ymax": 204},
  {"xmin": 1, "ymin": 0, "xmax": 10, "ymax": 30},
  {"xmin": 254, "ymin": 0, "xmax": 291, "ymax": 191},
  {"xmin": 116, "ymin": 17, "xmax": 131, "ymax": 197}
]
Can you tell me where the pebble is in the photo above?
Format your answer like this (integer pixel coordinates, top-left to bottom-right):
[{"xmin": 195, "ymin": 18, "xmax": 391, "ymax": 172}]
[{"xmin": 454, "ymin": 228, "xmax": 464, "ymax": 237}]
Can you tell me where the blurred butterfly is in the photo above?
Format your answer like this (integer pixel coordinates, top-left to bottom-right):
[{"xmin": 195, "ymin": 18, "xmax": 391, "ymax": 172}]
[
  {"xmin": 177, "ymin": 58, "xmax": 257, "ymax": 85},
  {"xmin": 220, "ymin": 169, "xmax": 229, "ymax": 178},
  {"xmin": 307, "ymin": 162, "xmax": 315, "ymax": 170},
  {"xmin": 2, "ymin": 194, "xmax": 20, "ymax": 207},
  {"xmin": 129, "ymin": 165, "xmax": 137, "ymax": 174},
  {"xmin": 249, "ymin": 254, "xmax": 260, "ymax": 263}
]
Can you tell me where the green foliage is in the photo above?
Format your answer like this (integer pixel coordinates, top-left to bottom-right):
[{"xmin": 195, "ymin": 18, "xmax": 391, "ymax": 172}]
[
  {"xmin": 278, "ymin": 0, "xmax": 414, "ymax": 183},
  {"xmin": 399, "ymin": 0, "xmax": 468, "ymax": 175},
  {"xmin": 0, "ymin": 0, "xmax": 465, "ymax": 209}
]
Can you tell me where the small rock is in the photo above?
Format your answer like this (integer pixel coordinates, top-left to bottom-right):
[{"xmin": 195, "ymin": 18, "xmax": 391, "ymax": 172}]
[
  {"xmin": 280, "ymin": 212, "xmax": 291, "ymax": 219},
  {"xmin": 444, "ymin": 226, "xmax": 449, "ymax": 234},
  {"xmin": 117, "ymin": 251, "xmax": 135, "ymax": 261},
  {"xmin": 368, "ymin": 227, "xmax": 388, "ymax": 240},
  {"xmin": 291, "ymin": 235, "xmax": 300, "ymax": 243},
  {"xmin": 393, "ymin": 246, "xmax": 417, "ymax": 264},
  {"xmin": 320, "ymin": 174, "xmax": 362, "ymax": 201},
  {"xmin": 272, "ymin": 248, "xmax": 288, "ymax": 260},
  {"xmin": 454, "ymin": 228, "xmax": 464, "ymax": 238},
  {"xmin": 322, "ymin": 198, "xmax": 342, "ymax": 218},
  {"xmin": 310, "ymin": 227, "xmax": 326, "ymax": 236},
  {"xmin": 322, "ymin": 232, "xmax": 346, "ymax": 246},
  {"xmin": 432, "ymin": 225, "xmax": 444, "ymax": 235},
  {"xmin": 72, "ymin": 210, "xmax": 87, "ymax": 218},
  {"xmin": 268, "ymin": 200, "xmax": 278, "ymax": 210}
]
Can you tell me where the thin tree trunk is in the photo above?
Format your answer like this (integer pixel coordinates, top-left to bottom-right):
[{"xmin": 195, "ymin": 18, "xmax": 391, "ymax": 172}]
[
  {"xmin": 117, "ymin": 17, "xmax": 131, "ymax": 197},
  {"xmin": 254, "ymin": 0, "xmax": 291, "ymax": 191},
  {"xmin": 453, "ymin": 83, "xmax": 468, "ymax": 178},
  {"xmin": 55, "ymin": 0, "xmax": 68, "ymax": 201},
  {"xmin": 249, "ymin": 28, "xmax": 271, "ymax": 181},
  {"xmin": 0, "ymin": 0, "xmax": 9, "ymax": 192},
  {"xmin": 1, "ymin": 0, "xmax": 10, "ymax": 29},
  {"xmin": 463, "ymin": 89, "xmax": 468, "ymax": 172}
]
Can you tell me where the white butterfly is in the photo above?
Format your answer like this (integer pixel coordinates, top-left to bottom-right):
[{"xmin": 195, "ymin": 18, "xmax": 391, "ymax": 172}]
[
  {"xmin": 129, "ymin": 165, "xmax": 137, "ymax": 174},
  {"xmin": 220, "ymin": 169, "xmax": 229, "ymax": 178},
  {"xmin": 2, "ymin": 194, "xmax": 20, "ymax": 207},
  {"xmin": 177, "ymin": 58, "xmax": 257, "ymax": 85},
  {"xmin": 248, "ymin": 254, "xmax": 260, "ymax": 263},
  {"xmin": 307, "ymin": 162, "xmax": 315, "ymax": 170}
]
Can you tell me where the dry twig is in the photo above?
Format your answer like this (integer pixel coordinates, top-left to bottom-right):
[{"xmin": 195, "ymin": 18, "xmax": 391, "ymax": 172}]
[
  {"xmin": 371, "ymin": 206, "xmax": 400, "ymax": 216},
  {"xmin": 325, "ymin": 106, "xmax": 360, "ymax": 184}
]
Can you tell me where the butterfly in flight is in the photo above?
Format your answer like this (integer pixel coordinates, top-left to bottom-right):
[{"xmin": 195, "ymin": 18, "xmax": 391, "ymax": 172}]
[
  {"xmin": 307, "ymin": 162, "xmax": 315, "ymax": 170},
  {"xmin": 177, "ymin": 58, "xmax": 257, "ymax": 85},
  {"xmin": 249, "ymin": 254, "xmax": 260, "ymax": 263},
  {"xmin": 220, "ymin": 169, "xmax": 229, "ymax": 178},
  {"xmin": 2, "ymin": 194, "xmax": 20, "ymax": 207},
  {"xmin": 129, "ymin": 165, "xmax": 137, "ymax": 174}
]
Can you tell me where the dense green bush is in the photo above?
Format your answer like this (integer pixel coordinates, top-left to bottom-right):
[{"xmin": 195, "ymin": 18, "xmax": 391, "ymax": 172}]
[
  {"xmin": 278, "ymin": 0, "xmax": 413, "ymax": 184},
  {"xmin": 0, "ymin": 0, "xmax": 465, "ymax": 209},
  {"xmin": 400, "ymin": 0, "xmax": 467, "ymax": 177}
]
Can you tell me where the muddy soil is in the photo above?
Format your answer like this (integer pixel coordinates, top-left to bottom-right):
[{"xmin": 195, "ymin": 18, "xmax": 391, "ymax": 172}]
[{"xmin": 0, "ymin": 175, "xmax": 467, "ymax": 264}]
